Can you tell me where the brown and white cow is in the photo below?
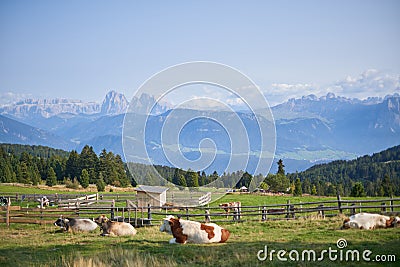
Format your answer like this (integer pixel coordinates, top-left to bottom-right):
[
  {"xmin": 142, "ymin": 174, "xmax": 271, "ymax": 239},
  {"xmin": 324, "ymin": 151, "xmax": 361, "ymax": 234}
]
[
  {"xmin": 219, "ymin": 201, "xmax": 241, "ymax": 217},
  {"xmin": 341, "ymin": 212, "xmax": 400, "ymax": 230},
  {"xmin": 54, "ymin": 216, "xmax": 98, "ymax": 233},
  {"xmin": 94, "ymin": 215, "xmax": 137, "ymax": 236},
  {"xmin": 159, "ymin": 215, "xmax": 230, "ymax": 244}
]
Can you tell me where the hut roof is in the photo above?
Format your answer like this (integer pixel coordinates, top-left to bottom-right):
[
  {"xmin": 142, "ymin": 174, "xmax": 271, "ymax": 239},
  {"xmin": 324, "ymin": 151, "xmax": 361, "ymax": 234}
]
[{"xmin": 135, "ymin": 185, "xmax": 169, "ymax": 194}]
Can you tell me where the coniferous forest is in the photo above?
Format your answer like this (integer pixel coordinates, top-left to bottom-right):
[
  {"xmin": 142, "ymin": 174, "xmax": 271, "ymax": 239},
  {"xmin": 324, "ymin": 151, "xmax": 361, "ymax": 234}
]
[
  {"xmin": 287, "ymin": 145, "xmax": 400, "ymax": 197},
  {"xmin": 0, "ymin": 143, "xmax": 399, "ymax": 196}
]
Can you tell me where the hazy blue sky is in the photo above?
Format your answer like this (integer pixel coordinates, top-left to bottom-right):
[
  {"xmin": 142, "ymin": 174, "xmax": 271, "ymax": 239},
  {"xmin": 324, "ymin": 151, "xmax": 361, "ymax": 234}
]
[{"xmin": 1, "ymin": 0, "xmax": 399, "ymax": 105}]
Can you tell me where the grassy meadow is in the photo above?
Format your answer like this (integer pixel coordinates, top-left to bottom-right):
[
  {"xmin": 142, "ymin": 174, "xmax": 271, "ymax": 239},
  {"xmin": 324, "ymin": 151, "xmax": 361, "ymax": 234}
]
[
  {"xmin": 1, "ymin": 216, "xmax": 399, "ymax": 266},
  {"xmin": 0, "ymin": 184, "xmax": 399, "ymax": 266}
]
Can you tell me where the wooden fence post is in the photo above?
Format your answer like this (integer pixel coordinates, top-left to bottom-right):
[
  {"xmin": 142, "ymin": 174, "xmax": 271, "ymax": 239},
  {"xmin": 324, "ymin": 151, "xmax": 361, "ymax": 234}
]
[
  {"xmin": 186, "ymin": 207, "xmax": 189, "ymax": 220},
  {"xmin": 286, "ymin": 200, "xmax": 291, "ymax": 218},
  {"xmin": 205, "ymin": 209, "xmax": 210, "ymax": 223},
  {"xmin": 6, "ymin": 197, "xmax": 11, "ymax": 227},
  {"xmin": 317, "ymin": 204, "xmax": 325, "ymax": 218},
  {"xmin": 350, "ymin": 203, "xmax": 356, "ymax": 215},
  {"xmin": 390, "ymin": 196, "xmax": 394, "ymax": 212},
  {"xmin": 111, "ymin": 200, "xmax": 115, "ymax": 219},
  {"xmin": 337, "ymin": 194, "xmax": 342, "ymax": 214},
  {"xmin": 381, "ymin": 202, "xmax": 386, "ymax": 213},
  {"xmin": 148, "ymin": 204, "xmax": 152, "ymax": 225},
  {"xmin": 261, "ymin": 207, "xmax": 267, "ymax": 221}
]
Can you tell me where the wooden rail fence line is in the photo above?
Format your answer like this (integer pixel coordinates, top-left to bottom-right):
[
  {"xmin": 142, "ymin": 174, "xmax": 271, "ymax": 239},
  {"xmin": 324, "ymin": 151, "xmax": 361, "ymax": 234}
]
[{"xmin": 1, "ymin": 195, "xmax": 399, "ymax": 227}]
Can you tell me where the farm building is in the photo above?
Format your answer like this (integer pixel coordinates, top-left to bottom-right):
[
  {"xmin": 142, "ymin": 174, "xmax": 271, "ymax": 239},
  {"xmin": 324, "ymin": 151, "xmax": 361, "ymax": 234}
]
[{"xmin": 135, "ymin": 185, "xmax": 168, "ymax": 207}]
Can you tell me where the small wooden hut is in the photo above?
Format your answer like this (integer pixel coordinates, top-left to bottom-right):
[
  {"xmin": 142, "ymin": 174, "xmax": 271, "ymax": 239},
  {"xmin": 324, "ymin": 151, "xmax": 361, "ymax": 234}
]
[{"xmin": 135, "ymin": 185, "xmax": 168, "ymax": 207}]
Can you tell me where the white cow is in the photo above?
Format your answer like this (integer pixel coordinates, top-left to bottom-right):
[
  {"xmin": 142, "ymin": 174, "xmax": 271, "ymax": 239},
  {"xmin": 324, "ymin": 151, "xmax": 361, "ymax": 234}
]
[
  {"xmin": 94, "ymin": 215, "xmax": 137, "ymax": 236},
  {"xmin": 342, "ymin": 213, "xmax": 400, "ymax": 230},
  {"xmin": 160, "ymin": 215, "xmax": 230, "ymax": 244},
  {"xmin": 54, "ymin": 216, "xmax": 98, "ymax": 233}
]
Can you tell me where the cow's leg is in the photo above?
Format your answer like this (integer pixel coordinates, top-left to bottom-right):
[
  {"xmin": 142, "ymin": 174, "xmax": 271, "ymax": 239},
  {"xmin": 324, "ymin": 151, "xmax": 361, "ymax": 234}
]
[{"xmin": 169, "ymin": 238, "xmax": 177, "ymax": 244}]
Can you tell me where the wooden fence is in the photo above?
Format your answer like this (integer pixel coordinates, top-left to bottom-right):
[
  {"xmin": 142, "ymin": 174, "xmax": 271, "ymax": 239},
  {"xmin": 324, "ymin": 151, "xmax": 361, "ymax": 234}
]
[{"xmin": 1, "ymin": 195, "xmax": 399, "ymax": 227}]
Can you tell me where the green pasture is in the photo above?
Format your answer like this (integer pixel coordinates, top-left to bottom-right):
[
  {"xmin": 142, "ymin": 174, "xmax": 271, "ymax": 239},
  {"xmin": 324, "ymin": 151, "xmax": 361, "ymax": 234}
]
[
  {"xmin": 0, "ymin": 216, "xmax": 399, "ymax": 266},
  {"xmin": 0, "ymin": 185, "xmax": 399, "ymax": 266}
]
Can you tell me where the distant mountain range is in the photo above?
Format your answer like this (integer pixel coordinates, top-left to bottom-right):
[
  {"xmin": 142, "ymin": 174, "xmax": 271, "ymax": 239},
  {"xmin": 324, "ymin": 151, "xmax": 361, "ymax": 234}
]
[{"xmin": 0, "ymin": 90, "xmax": 399, "ymax": 173}]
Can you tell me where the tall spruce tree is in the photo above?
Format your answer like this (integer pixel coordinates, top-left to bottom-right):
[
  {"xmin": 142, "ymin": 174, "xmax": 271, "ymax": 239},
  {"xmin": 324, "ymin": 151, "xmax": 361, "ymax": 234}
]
[{"xmin": 46, "ymin": 166, "xmax": 57, "ymax": 187}]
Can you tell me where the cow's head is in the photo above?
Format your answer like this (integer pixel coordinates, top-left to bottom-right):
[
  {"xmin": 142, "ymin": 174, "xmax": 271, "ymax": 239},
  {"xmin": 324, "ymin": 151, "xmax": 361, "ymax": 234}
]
[
  {"xmin": 54, "ymin": 216, "xmax": 69, "ymax": 229},
  {"xmin": 94, "ymin": 215, "xmax": 109, "ymax": 225},
  {"xmin": 386, "ymin": 216, "xmax": 400, "ymax": 228},
  {"xmin": 341, "ymin": 218, "xmax": 351, "ymax": 229},
  {"xmin": 160, "ymin": 215, "xmax": 175, "ymax": 233}
]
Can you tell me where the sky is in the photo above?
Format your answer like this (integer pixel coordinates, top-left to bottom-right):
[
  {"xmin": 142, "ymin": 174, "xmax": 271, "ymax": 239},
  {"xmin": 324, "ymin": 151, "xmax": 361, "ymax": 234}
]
[{"xmin": 0, "ymin": 0, "xmax": 399, "ymax": 106}]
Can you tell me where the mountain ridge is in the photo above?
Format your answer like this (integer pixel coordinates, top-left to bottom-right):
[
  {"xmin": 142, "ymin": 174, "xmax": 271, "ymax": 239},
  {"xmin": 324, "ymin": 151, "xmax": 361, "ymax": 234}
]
[{"xmin": 0, "ymin": 90, "xmax": 399, "ymax": 173}]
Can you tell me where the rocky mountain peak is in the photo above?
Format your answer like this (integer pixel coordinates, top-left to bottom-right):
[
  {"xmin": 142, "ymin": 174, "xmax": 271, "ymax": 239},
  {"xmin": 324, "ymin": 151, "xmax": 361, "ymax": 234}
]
[{"xmin": 101, "ymin": 91, "xmax": 129, "ymax": 115}]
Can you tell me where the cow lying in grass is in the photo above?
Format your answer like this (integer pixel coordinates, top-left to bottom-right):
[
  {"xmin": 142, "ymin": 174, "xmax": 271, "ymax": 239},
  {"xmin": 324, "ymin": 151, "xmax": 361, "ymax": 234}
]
[
  {"xmin": 94, "ymin": 215, "xmax": 137, "ymax": 236},
  {"xmin": 54, "ymin": 216, "xmax": 98, "ymax": 233},
  {"xmin": 160, "ymin": 215, "xmax": 230, "ymax": 244},
  {"xmin": 342, "ymin": 212, "xmax": 400, "ymax": 230}
]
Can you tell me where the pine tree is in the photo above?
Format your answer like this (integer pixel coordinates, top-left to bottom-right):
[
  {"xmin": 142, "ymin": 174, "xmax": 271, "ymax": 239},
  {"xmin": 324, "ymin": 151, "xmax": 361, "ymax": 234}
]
[
  {"xmin": 46, "ymin": 167, "xmax": 57, "ymax": 187},
  {"xmin": 186, "ymin": 170, "xmax": 199, "ymax": 187},
  {"xmin": 80, "ymin": 169, "xmax": 90, "ymax": 189},
  {"xmin": 178, "ymin": 173, "xmax": 187, "ymax": 188},
  {"xmin": 200, "ymin": 171, "xmax": 207, "ymax": 186},
  {"xmin": 311, "ymin": 185, "xmax": 317, "ymax": 195},
  {"xmin": 293, "ymin": 178, "xmax": 302, "ymax": 196},
  {"xmin": 65, "ymin": 150, "xmax": 80, "ymax": 179},
  {"xmin": 96, "ymin": 172, "xmax": 106, "ymax": 192},
  {"xmin": 382, "ymin": 174, "xmax": 393, "ymax": 197},
  {"xmin": 277, "ymin": 159, "xmax": 285, "ymax": 176},
  {"xmin": 79, "ymin": 145, "xmax": 98, "ymax": 183},
  {"xmin": 350, "ymin": 182, "xmax": 366, "ymax": 197},
  {"xmin": 17, "ymin": 162, "xmax": 30, "ymax": 184},
  {"xmin": 302, "ymin": 177, "xmax": 311, "ymax": 194}
]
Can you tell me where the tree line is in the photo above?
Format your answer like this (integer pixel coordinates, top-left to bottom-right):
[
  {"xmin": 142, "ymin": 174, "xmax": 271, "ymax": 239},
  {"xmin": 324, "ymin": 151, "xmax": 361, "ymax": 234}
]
[
  {"xmin": 287, "ymin": 145, "xmax": 400, "ymax": 197},
  {"xmin": 1, "ymin": 143, "xmax": 399, "ymax": 196},
  {"xmin": 0, "ymin": 144, "xmax": 131, "ymax": 191}
]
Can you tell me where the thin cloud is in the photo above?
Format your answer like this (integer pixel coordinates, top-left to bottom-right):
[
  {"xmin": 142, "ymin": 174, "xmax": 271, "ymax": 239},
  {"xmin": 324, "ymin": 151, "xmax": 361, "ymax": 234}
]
[{"xmin": 263, "ymin": 70, "xmax": 400, "ymax": 106}]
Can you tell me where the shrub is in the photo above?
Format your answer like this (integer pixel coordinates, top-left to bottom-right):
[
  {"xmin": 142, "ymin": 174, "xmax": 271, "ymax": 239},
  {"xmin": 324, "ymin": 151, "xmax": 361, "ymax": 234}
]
[{"xmin": 65, "ymin": 177, "xmax": 80, "ymax": 189}]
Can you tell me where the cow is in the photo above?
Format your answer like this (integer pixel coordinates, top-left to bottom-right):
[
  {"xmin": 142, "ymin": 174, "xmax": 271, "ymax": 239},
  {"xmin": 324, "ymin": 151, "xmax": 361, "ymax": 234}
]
[
  {"xmin": 159, "ymin": 215, "xmax": 230, "ymax": 244},
  {"xmin": 341, "ymin": 213, "xmax": 400, "ymax": 230},
  {"xmin": 54, "ymin": 216, "xmax": 98, "ymax": 233},
  {"xmin": 219, "ymin": 201, "xmax": 241, "ymax": 219},
  {"xmin": 219, "ymin": 201, "xmax": 242, "ymax": 220},
  {"xmin": 94, "ymin": 215, "xmax": 137, "ymax": 236}
]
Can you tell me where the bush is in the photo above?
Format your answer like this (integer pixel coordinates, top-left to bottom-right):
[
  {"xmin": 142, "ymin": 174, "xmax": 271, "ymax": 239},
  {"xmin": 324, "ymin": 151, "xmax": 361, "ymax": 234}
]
[
  {"xmin": 96, "ymin": 177, "xmax": 106, "ymax": 192},
  {"xmin": 65, "ymin": 177, "xmax": 80, "ymax": 189}
]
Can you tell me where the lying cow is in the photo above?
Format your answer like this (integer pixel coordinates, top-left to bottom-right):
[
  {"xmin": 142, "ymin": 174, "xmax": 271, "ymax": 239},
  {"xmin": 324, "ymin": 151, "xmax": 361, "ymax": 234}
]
[
  {"xmin": 160, "ymin": 215, "xmax": 230, "ymax": 244},
  {"xmin": 54, "ymin": 216, "xmax": 98, "ymax": 233},
  {"xmin": 94, "ymin": 215, "xmax": 137, "ymax": 236},
  {"xmin": 219, "ymin": 201, "xmax": 241, "ymax": 218},
  {"xmin": 342, "ymin": 212, "xmax": 400, "ymax": 230}
]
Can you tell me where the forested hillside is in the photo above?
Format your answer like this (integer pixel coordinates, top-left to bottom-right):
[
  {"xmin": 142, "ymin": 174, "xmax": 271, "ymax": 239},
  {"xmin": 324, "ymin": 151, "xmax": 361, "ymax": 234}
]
[
  {"xmin": 287, "ymin": 145, "xmax": 400, "ymax": 196},
  {"xmin": 1, "ymin": 143, "xmax": 399, "ymax": 196},
  {"xmin": 0, "ymin": 143, "xmax": 69, "ymax": 159},
  {"xmin": 0, "ymin": 144, "xmax": 131, "ymax": 189},
  {"xmin": 0, "ymin": 143, "xmax": 251, "ymax": 190}
]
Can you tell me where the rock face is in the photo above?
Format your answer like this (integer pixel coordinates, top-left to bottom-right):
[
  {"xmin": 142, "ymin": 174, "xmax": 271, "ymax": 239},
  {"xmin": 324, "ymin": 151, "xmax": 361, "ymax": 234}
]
[
  {"xmin": 0, "ymin": 90, "xmax": 169, "ymax": 119},
  {"xmin": 0, "ymin": 98, "xmax": 100, "ymax": 118},
  {"xmin": 100, "ymin": 91, "xmax": 129, "ymax": 115}
]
